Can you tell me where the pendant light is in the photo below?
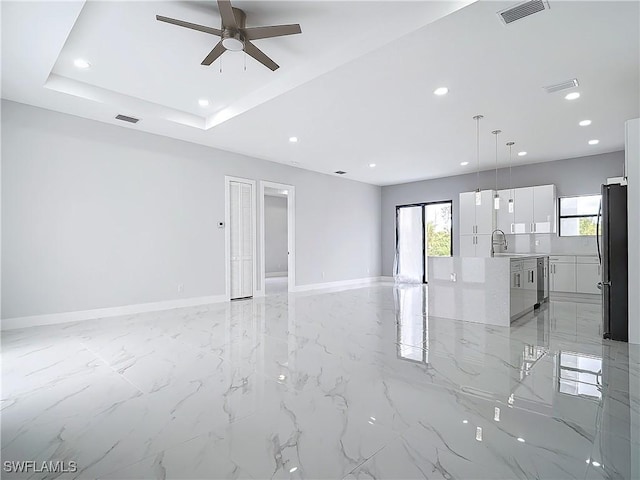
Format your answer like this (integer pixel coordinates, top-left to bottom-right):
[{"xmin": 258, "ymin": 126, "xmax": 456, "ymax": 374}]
[
  {"xmin": 492, "ymin": 129, "xmax": 501, "ymax": 210},
  {"xmin": 473, "ymin": 114, "xmax": 484, "ymax": 205},
  {"xmin": 506, "ymin": 141, "xmax": 515, "ymax": 213}
]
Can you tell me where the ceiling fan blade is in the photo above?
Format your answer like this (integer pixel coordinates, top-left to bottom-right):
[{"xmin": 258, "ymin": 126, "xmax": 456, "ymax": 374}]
[
  {"xmin": 244, "ymin": 41, "xmax": 279, "ymax": 71},
  {"xmin": 244, "ymin": 24, "xmax": 302, "ymax": 40},
  {"xmin": 201, "ymin": 42, "xmax": 227, "ymax": 66},
  {"xmin": 156, "ymin": 15, "xmax": 222, "ymax": 36},
  {"xmin": 217, "ymin": 0, "xmax": 237, "ymax": 28}
]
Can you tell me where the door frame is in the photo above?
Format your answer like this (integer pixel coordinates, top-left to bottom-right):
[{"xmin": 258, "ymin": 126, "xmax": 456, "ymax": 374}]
[
  {"xmin": 225, "ymin": 176, "xmax": 257, "ymax": 301},
  {"xmin": 259, "ymin": 181, "xmax": 296, "ymax": 295},
  {"xmin": 395, "ymin": 200, "xmax": 453, "ymax": 284}
]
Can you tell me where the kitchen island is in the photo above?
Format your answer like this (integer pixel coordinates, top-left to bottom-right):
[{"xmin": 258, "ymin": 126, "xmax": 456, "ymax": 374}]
[{"xmin": 427, "ymin": 254, "xmax": 549, "ymax": 327}]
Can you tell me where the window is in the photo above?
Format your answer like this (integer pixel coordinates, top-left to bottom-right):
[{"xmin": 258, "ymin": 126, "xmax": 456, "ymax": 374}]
[
  {"xmin": 395, "ymin": 201, "xmax": 452, "ymax": 284},
  {"xmin": 558, "ymin": 194, "xmax": 601, "ymax": 236}
]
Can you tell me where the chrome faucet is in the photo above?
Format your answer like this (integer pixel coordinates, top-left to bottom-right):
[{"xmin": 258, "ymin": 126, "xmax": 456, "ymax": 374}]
[{"xmin": 491, "ymin": 229, "xmax": 508, "ymax": 257}]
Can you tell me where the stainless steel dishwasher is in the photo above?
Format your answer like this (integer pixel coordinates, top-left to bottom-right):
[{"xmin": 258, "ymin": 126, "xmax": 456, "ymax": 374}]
[{"xmin": 536, "ymin": 257, "xmax": 545, "ymax": 307}]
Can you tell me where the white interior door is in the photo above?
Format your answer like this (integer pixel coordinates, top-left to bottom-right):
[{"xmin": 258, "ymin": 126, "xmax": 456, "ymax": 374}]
[{"xmin": 230, "ymin": 181, "xmax": 253, "ymax": 299}]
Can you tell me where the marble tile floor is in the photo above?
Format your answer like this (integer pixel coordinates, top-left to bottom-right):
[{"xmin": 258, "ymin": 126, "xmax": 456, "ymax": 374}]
[
  {"xmin": 1, "ymin": 285, "xmax": 638, "ymax": 479},
  {"xmin": 265, "ymin": 277, "xmax": 289, "ymax": 296}
]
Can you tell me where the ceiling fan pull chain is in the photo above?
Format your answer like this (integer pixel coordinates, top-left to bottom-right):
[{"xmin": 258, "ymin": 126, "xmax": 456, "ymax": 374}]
[
  {"xmin": 244, "ymin": 51, "xmax": 247, "ymax": 72},
  {"xmin": 219, "ymin": 56, "xmax": 223, "ymax": 74}
]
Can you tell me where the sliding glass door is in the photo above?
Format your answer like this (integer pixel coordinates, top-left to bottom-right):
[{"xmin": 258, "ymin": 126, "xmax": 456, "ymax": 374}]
[{"xmin": 395, "ymin": 201, "xmax": 452, "ymax": 283}]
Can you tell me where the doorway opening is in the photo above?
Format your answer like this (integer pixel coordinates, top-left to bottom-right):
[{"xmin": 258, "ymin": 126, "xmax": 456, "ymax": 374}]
[
  {"xmin": 225, "ymin": 177, "xmax": 257, "ymax": 301},
  {"xmin": 394, "ymin": 201, "xmax": 452, "ymax": 283},
  {"xmin": 259, "ymin": 181, "xmax": 295, "ymax": 296}
]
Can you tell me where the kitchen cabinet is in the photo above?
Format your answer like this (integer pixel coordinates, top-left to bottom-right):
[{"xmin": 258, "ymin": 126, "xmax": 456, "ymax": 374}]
[
  {"xmin": 512, "ymin": 185, "xmax": 557, "ymax": 234},
  {"xmin": 475, "ymin": 190, "xmax": 496, "ymax": 234},
  {"xmin": 496, "ymin": 189, "xmax": 515, "ymax": 234},
  {"xmin": 549, "ymin": 256, "xmax": 577, "ymax": 293},
  {"xmin": 459, "ymin": 192, "xmax": 476, "ymax": 236},
  {"xmin": 514, "ymin": 187, "xmax": 534, "ymax": 234},
  {"xmin": 576, "ymin": 256, "xmax": 601, "ymax": 294},
  {"xmin": 533, "ymin": 185, "xmax": 556, "ymax": 233},
  {"xmin": 460, "ymin": 233, "xmax": 491, "ymax": 257},
  {"xmin": 459, "ymin": 190, "xmax": 496, "ymax": 256},
  {"xmin": 511, "ymin": 260, "xmax": 525, "ymax": 318},
  {"xmin": 510, "ymin": 257, "xmax": 542, "ymax": 321}
]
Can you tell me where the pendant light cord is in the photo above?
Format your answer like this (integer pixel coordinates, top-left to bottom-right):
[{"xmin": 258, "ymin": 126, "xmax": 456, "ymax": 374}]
[
  {"xmin": 473, "ymin": 115, "xmax": 483, "ymax": 192},
  {"xmin": 492, "ymin": 130, "xmax": 501, "ymax": 191},
  {"xmin": 507, "ymin": 141, "xmax": 515, "ymax": 195}
]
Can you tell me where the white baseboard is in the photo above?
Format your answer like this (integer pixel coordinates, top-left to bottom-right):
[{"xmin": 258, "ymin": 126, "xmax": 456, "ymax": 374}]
[
  {"xmin": 1, "ymin": 295, "xmax": 228, "ymax": 331},
  {"xmin": 266, "ymin": 271, "xmax": 288, "ymax": 278},
  {"xmin": 1, "ymin": 277, "xmax": 392, "ymax": 330},
  {"xmin": 293, "ymin": 276, "xmax": 386, "ymax": 293}
]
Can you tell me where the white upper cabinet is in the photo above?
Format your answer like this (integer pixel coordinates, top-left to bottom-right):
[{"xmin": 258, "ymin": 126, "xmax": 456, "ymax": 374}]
[
  {"xmin": 459, "ymin": 190, "xmax": 496, "ymax": 257},
  {"xmin": 512, "ymin": 185, "xmax": 556, "ymax": 235},
  {"xmin": 475, "ymin": 190, "xmax": 496, "ymax": 234},
  {"xmin": 459, "ymin": 192, "xmax": 476, "ymax": 236},
  {"xmin": 497, "ymin": 189, "xmax": 515, "ymax": 234},
  {"xmin": 514, "ymin": 187, "xmax": 534, "ymax": 234},
  {"xmin": 533, "ymin": 185, "xmax": 556, "ymax": 233}
]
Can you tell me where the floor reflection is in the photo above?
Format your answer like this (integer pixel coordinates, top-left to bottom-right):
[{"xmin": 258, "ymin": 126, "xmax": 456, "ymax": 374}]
[
  {"xmin": 1, "ymin": 284, "xmax": 638, "ymax": 479},
  {"xmin": 394, "ymin": 284, "xmax": 428, "ymax": 364}
]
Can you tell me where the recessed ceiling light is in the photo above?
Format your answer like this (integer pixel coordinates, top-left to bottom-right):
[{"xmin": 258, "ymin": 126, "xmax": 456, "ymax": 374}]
[
  {"xmin": 588, "ymin": 139, "xmax": 600, "ymax": 145},
  {"xmin": 462, "ymin": 420, "xmax": 469, "ymax": 424},
  {"xmin": 517, "ymin": 437, "xmax": 525, "ymax": 443},
  {"xmin": 433, "ymin": 87, "xmax": 449, "ymax": 96},
  {"xmin": 198, "ymin": 99, "xmax": 209, "ymax": 107},
  {"xmin": 460, "ymin": 161, "xmax": 469, "ymax": 166},
  {"xmin": 289, "ymin": 136, "xmax": 298, "ymax": 143},
  {"xmin": 579, "ymin": 119, "xmax": 592, "ymax": 126},
  {"xmin": 518, "ymin": 151, "xmax": 527, "ymax": 156},
  {"xmin": 591, "ymin": 461, "xmax": 601, "ymax": 467},
  {"xmin": 565, "ymin": 92, "xmax": 580, "ymax": 100},
  {"xmin": 289, "ymin": 467, "xmax": 298, "ymax": 473},
  {"xmin": 73, "ymin": 58, "xmax": 91, "ymax": 69},
  {"xmin": 369, "ymin": 163, "xmax": 376, "ymax": 168}
]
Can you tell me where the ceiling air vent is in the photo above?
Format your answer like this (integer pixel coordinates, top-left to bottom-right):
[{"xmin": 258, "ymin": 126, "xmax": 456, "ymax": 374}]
[
  {"xmin": 497, "ymin": 0, "xmax": 550, "ymax": 25},
  {"xmin": 543, "ymin": 78, "xmax": 579, "ymax": 94},
  {"xmin": 334, "ymin": 171, "xmax": 347, "ymax": 175},
  {"xmin": 115, "ymin": 114, "xmax": 140, "ymax": 124}
]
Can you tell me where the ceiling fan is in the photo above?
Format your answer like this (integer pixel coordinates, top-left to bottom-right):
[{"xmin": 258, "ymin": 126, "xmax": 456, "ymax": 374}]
[{"xmin": 156, "ymin": 0, "xmax": 302, "ymax": 71}]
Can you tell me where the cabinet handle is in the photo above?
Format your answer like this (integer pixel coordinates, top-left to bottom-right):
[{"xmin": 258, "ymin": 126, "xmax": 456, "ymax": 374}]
[{"xmin": 511, "ymin": 223, "xmax": 514, "ymax": 234}]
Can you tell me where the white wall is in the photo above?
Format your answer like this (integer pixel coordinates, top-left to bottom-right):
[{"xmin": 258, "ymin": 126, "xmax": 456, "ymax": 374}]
[
  {"xmin": 381, "ymin": 151, "xmax": 625, "ymax": 276},
  {"xmin": 1, "ymin": 100, "xmax": 381, "ymax": 320},
  {"xmin": 626, "ymin": 118, "xmax": 639, "ymax": 345},
  {"xmin": 264, "ymin": 195, "xmax": 288, "ymax": 275}
]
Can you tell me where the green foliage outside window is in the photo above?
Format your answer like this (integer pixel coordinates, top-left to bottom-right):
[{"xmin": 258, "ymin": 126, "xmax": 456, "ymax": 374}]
[
  {"xmin": 426, "ymin": 222, "xmax": 451, "ymax": 256},
  {"xmin": 579, "ymin": 217, "xmax": 598, "ymax": 236}
]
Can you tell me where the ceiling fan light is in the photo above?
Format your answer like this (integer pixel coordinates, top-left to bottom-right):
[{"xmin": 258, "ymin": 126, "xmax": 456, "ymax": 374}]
[{"xmin": 222, "ymin": 37, "xmax": 244, "ymax": 51}]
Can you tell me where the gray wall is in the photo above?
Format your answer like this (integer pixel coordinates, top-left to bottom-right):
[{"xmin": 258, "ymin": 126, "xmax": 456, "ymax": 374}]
[
  {"xmin": 1, "ymin": 100, "xmax": 381, "ymax": 319},
  {"xmin": 265, "ymin": 195, "xmax": 288, "ymax": 275},
  {"xmin": 381, "ymin": 151, "xmax": 625, "ymax": 276}
]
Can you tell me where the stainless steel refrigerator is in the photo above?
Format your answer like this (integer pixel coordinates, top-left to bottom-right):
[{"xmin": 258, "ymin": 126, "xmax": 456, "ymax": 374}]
[{"xmin": 597, "ymin": 183, "xmax": 628, "ymax": 342}]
